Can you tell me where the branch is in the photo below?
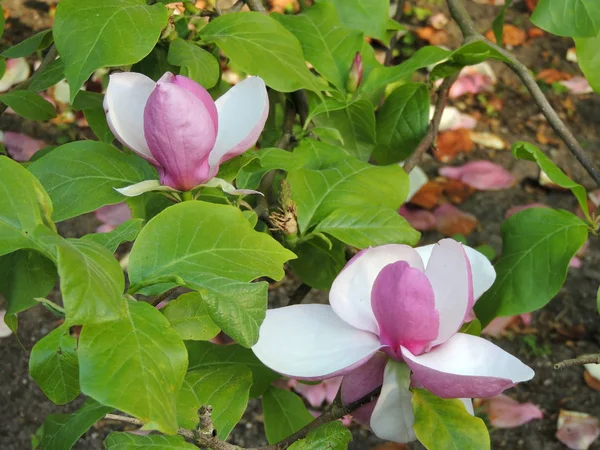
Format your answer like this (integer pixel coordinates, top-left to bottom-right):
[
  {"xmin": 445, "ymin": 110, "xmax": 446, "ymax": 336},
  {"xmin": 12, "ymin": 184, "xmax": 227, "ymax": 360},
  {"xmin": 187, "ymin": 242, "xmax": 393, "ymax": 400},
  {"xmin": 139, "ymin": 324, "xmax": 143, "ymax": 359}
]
[
  {"xmin": 446, "ymin": 0, "xmax": 600, "ymax": 186},
  {"xmin": 244, "ymin": 0, "xmax": 267, "ymax": 13},
  {"xmin": 555, "ymin": 354, "xmax": 600, "ymax": 370},
  {"xmin": 146, "ymin": 287, "xmax": 180, "ymax": 307},
  {"xmin": 385, "ymin": 0, "xmax": 406, "ymax": 66},
  {"xmin": 277, "ymin": 99, "xmax": 297, "ymax": 149},
  {"xmin": 403, "ymin": 75, "xmax": 458, "ymax": 173},
  {"xmin": 288, "ymin": 282, "xmax": 312, "ymax": 306}
]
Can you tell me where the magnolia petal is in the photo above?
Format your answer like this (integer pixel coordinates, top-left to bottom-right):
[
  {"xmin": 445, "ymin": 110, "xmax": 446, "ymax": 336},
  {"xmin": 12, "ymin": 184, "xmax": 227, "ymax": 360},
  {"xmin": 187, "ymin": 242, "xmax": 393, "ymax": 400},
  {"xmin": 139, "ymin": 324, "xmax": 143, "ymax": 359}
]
[
  {"xmin": 330, "ymin": 245, "xmax": 425, "ymax": 335},
  {"xmin": 2, "ymin": 131, "xmax": 46, "ymax": 162},
  {"xmin": 252, "ymin": 304, "xmax": 382, "ymax": 379},
  {"xmin": 439, "ymin": 161, "xmax": 516, "ymax": 191},
  {"xmin": 398, "ymin": 206, "xmax": 436, "ymax": 232},
  {"xmin": 422, "ymin": 239, "xmax": 471, "ymax": 345},
  {"xmin": 0, "ymin": 58, "xmax": 30, "ymax": 92},
  {"xmin": 484, "ymin": 394, "xmax": 543, "ymax": 428},
  {"xmin": 405, "ymin": 165, "xmax": 428, "ymax": 202},
  {"xmin": 402, "ymin": 333, "xmax": 535, "ymax": 399},
  {"xmin": 461, "ymin": 398, "xmax": 474, "ymax": 415},
  {"xmin": 370, "ymin": 360, "xmax": 416, "ymax": 444},
  {"xmin": 209, "ymin": 77, "xmax": 269, "ymax": 168},
  {"xmin": 371, "ymin": 261, "xmax": 439, "ymax": 355},
  {"xmin": 104, "ymin": 72, "xmax": 157, "ymax": 164},
  {"xmin": 201, "ymin": 177, "xmax": 264, "ymax": 196},
  {"xmin": 414, "ymin": 242, "xmax": 495, "ymax": 303},
  {"xmin": 556, "ymin": 410, "xmax": 600, "ymax": 450},
  {"xmin": 114, "ymin": 180, "xmax": 179, "ymax": 197},
  {"xmin": 95, "ymin": 202, "xmax": 132, "ymax": 232},
  {"xmin": 170, "ymin": 74, "xmax": 218, "ymax": 134}
]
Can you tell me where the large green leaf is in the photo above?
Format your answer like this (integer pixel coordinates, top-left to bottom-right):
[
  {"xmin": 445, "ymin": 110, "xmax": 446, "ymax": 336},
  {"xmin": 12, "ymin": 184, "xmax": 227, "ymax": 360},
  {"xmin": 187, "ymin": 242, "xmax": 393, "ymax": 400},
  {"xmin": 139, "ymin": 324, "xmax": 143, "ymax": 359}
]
[
  {"xmin": 53, "ymin": 0, "xmax": 169, "ymax": 100},
  {"xmin": 176, "ymin": 365, "xmax": 252, "ymax": 438},
  {"xmin": 412, "ymin": 389, "xmax": 490, "ymax": 450},
  {"xmin": 0, "ymin": 90, "xmax": 56, "ymax": 121},
  {"xmin": 56, "ymin": 238, "xmax": 125, "ymax": 325},
  {"xmin": 289, "ymin": 235, "xmax": 346, "ymax": 289},
  {"xmin": 105, "ymin": 433, "xmax": 197, "ymax": 449},
  {"xmin": 273, "ymin": 2, "xmax": 363, "ymax": 91},
  {"xmin": 288, "ymin": 421, "xmax": 353, "ymax": 450},
  {"xmin": 40, "ymin": 398, "xmax": 113, "ymax": 450},
  {"xmin": 2, "ymin": 29, "xmax": 53, "ymax": 58},
  {"xmin": 162, "ymin": 292, "xmax": 220, "ymax": 341},
  {"xmin": 168, "ymin": 39, "xmax": 220, "ymax": 89},
  {"xmin": 327, "ymin": 0, "xmax": 389, "ymax": 42},
  {"xmin": 200, "ymin": 12, "xmax": 321, "ymax": 93},
  {"xmin": 186, "ymin": 341, "xmax": 279, "ymax": 398},
  {"xmin": 29, "ymin": 324, "xmax": 79, "ymax": 405},
  {"xmin": 0, "ymin": 249, "xmax": 56, "ymax": 314},
  {"xmin": 0, "ymin": 156, "xmax": 54, "ymax": 257},
  {"xmin": 28, "ymin": 58, "xmax": 66, "ymax": 92},
  {"xmin": 28, "ymin": 141, "xmax": 155, "ymax": 222},
  {"xmin": 82, "ymin": 218, "xmax": 144, "ymax": 253},
  {"xmin": 575, "ymin": 35, "xmax": 600, "ymax": 93},
  {"xmin": 128, "ymin": 201, "xmax": 295, "ymax": 347},
  {"xmin": 374, "ymin": 83, "xmax": 430, "ymax": 164},
  {"xmin": 430, "ymin": 41, "xmax": 510, "ymax": 80},
  {"xmin": 475, "ymin": 208, "xmax": 588, "ymax": 325},
  {"xmin": 78, "ymin": 300, "xmax": 188, "ymax": 434},
  {"xmin": 262, "ymin": 386, "xmax": 314, "ymax": 444},
  {"xmin": 531, "ymin": 0, "xmax": 600, "ymax": 38},
  {"xmin": 72, "ymin": 91, "xmax": 115, "ymax": 143}
]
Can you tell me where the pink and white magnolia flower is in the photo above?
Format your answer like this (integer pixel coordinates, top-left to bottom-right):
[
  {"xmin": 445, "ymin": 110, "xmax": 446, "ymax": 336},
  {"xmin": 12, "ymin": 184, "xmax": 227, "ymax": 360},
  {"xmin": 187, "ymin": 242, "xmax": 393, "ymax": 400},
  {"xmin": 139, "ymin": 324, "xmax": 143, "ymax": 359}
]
[
  {"xmin": 104, "ymin": 71, "xmax": 269, "ymax": 195},
  {"xmin": 252, "ymin": 239, "xmax": 535, "ymax": 443}
]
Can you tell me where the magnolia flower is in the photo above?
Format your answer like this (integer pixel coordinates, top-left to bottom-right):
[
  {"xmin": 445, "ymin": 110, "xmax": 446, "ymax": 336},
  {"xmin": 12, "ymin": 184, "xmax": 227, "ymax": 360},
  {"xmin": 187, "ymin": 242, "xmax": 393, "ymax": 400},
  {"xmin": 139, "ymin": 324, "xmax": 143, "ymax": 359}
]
[
  {"xmin": 252, "ymin": 239, "xmax": 534, "ymax": 443},
  {"xmin": 104, "ymin": 72, "xmax": 269, "ymax": 195}
]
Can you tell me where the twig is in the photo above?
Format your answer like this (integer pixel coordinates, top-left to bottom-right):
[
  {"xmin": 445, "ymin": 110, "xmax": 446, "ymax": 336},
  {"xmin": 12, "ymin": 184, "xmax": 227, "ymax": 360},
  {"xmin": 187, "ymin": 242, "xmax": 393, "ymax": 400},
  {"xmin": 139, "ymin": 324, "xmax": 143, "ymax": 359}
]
[
  {"xmin": 554, "ymin": 354, "xmax": 600, "ymax": 370},
  {"xmin": 403, "ymin": 75, "xmax": 458, "ymax": 173},
  {"xmin": 446, "ymin": 0, "xmax": 600, "ymax": 186},
  {"xmin": 147, "ymin": 287, "xmax": 180, "ymax": 307},
  {"xmin": 277, "ymin": 99, "xmax": 297, "ymax": 149},
  {"xmin": 288, "ymin": 282, "xmax": 312, "ymax": 306},
  {"xmin": 244, "ymin": 0, "xmax": 267, "ymax": 13},
  {"xmin": 0, "ymin": 45, "xmax": 58, "ymax": 116},
  {"xmin": 385, "ymin": 0, "xmax": 406, "ymax": 66}
]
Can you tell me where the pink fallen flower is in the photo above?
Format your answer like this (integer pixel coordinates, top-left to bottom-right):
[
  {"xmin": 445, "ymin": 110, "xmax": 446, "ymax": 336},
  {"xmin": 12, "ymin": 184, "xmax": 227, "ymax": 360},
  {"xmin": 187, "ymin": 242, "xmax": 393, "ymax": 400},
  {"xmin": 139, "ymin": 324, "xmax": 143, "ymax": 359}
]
[
  {"xmin": 94, "ymin": 202, "xmax": 132, "ymax": 233},
  {"xmin": 482, "ymin": 313, "xmax": 532, "ymax": 338},
  {"xmin": 2, "ymin": 131, "xmax": 46, "ymax": 162},
  {"xmin": 440, "ymin": 161, "xmax": 516, "ymax": 191},
  {"xmin": 478, "ymin": 394, "xmax": 543, "ymax": 428},
  {"xmin": 399, "ymin": 206, "xmax": 436, "ymax": 232},
  {"xmin": 556, "ymin": 410, "xmax": 600, "ymax": 450},
  {"xmin": 435, "ymin": 106, "xmax": 478, "ymax": 131},
  {"xmin": 559, "ymin": 77, "xmax": 593, "ymax": 95},
  {"xmin": 433, "ymin": 203, "xmax": 478, "ymax": 237},
  {"xmin": 104, "ymin": 72, "xmax": 268, "ymax": 195},
  {"xmin": 0, "ymin": 58, "xmax": 30, "ymax": 92},
  {"xmin": 449, "ymin": 63, "xmax": 496, "ymax": 99},
  {"xmin": 252, "ymin": 239, "xmax": 534, "ymax": 443}
]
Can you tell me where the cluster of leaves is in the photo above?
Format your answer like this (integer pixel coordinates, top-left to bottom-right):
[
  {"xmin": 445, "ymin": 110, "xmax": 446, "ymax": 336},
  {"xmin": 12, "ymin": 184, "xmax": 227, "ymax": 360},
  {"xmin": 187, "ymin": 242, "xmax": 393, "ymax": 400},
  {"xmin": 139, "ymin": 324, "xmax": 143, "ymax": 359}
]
[{"xmin": 0, "ymin": 0, "xmax": 599, "ymax": 449}]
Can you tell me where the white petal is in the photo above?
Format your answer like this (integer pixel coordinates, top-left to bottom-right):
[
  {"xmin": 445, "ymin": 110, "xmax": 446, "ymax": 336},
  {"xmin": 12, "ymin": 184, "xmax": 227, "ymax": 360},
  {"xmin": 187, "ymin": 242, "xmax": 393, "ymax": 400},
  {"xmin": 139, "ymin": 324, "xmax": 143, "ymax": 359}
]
[
  {"xmin": 252, "ymin": 304, "xmax": 381, "ymax": 379},
  {"xmin": 114, "ymin": 180, "xmax": 179, "ymax": 197},
  {"xmin": 330, "ymin": 245, "xmax": 424, "ymax": 334},
  {"xmin": 209, "ymin": 77, "xmax": 269, "ymax": 168},
  {"xmin": 406, "ymin": 166, "xmax": 428, "ymax": 202},
  {"xmin": 414, "ymin": 243, "xmax": 496, "ymax": 301},
  {"xmin": 104, "ymin": 72, "xmax": 157, "ymax": 164},
  {"xmin": 460, "ymin": 398, "xmax": 474, "ymax": 415},
  {"xmin": 370, "ymin": 360, "xmax": 416, "ymax": 444},
  {"xmin": 200, "ymin": 177, "xmax": 264, "ymax": 196}
]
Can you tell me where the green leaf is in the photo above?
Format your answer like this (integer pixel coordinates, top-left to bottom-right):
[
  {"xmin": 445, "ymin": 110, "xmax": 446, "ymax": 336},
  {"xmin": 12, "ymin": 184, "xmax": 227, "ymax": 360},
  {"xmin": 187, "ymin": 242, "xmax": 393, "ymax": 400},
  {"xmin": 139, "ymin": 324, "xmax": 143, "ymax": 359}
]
[
  {"xmin": 0, "ymin": 90, "xmax": 56, "ymax": 120},
  {"xmin": 289, "ymin": 235, "xmax": 346, "ymax": 289},
  {"xmin": 28, "ymin": 58, "xmax": 66, "ymax": 92},
  {"xmin": 162, "ymin": 292, "xmax": 220, "ymax": 340},
  {"xmin": 176, "ymin": 365, "xmax": 252, "ymax": 438},
  {"xmin": 105, "ymin": 433, "xmax": 197, "ymax": 449},
  {"xmin": 72, "ymin": 91, "xmax": 115, "ymax": 143},
  {"xmin": 597, "ymin": 285, "xmax": 600, "ymax": 314},
  {"xmin": 82, "ymin": 218, "xmax": 144, "ymax": 253},
  {"xmin": 531, "ymin": 0, "xmax": 600, "ymax": 37},
  {"xmin": 132, "ymin": 45, "xmax": 179, "ymax": 82},
  {"xmin": 262, "ymin": 386, "xmax": 314, "ymax": 444},
  {"xmin": 288, "ymin": 421, "xmax": 353, "ymax": 450},
  {"xmin": 128, "ymin": 201, "xmax": 296, "ymax": 347},
  {"xmin": 311, "ymin": 99, "xmax": 376, "ymax": 161},
  {"xmin": 187, "ymin": 341, "xmax": 279, "ymax": 398},
  {"xmin": 54, "ymin": 0, "xmax": 169, "ymax": 100},
  {"xmin": 430, "ymin": 41, "xmax": 510, "ymax": 81},
  {"xmin": 78, "ymin": 300, "xmax": 188, "ymax": 434},
  {"xmin": 492, "ymin": 0, "xmax": 513, "ymax": 47},
  {"xmin": 4, "ymin": 312, "xmax": 17, "ymax": 335},
  {"xmin": 200, "ymin": 12, "xmax": 321, "ymax": 93},
  {"xmin": 412, "ymin": 389, "xmax": 490, "ymax": 450},
  {"xmin": 29, "ymin": 324, "xmax": 79, "ymax": 405},
  {"xmin": 460, "ymin": 318, "xmax": 482, "ymax": 337},
  {"xmin": 273, "ymin": 2, "xmax": 363, "ymax": 91},
  {"xmin": 314, "ymin": 208, "xmax": 420, "ymax": 249},
  {"xmin": 2, "ymin": 29, "xmax": 53, "ymax": 58},
  {"xmin": 217, "ymin": 152, "xmax": 258, "ymax": 183},
  {"xmin": 167, "ymin": 39, "xmax": 220, "ymax": 89},
  {"xmin": 374, "ymin": 82, "xmax": 430, "ymax": 164},
  {"xmin": 0, "ymin": 10, "xmax": 4, "ymax": 38},
  {"xmin": 40, "ymin": 398, "xmax": 113, "ymax": 450},
  {"xmin": 28, "ymin": 141, "xmax": 155, "ymax": 222},
  {"xmin": 512, "ymin": 141, "xmax": 591, "ymax": 221},
  {"xmin": 575, "ymin": 35, "xmax": 600, "ymax": 93},
  {"xmin": 327, "ymin": 0, "xmax": 389, "ymax": 42},
  {"xmin": 0, "ymin": 249, "xmax": 56, "ymax": 314},
  {"xmin": 0, "ymin": 156, "xmax": 54, "ymax": 257},
  {"xmin": 475, "ymin": 208, "xmax": 588, "ymax": 325}
]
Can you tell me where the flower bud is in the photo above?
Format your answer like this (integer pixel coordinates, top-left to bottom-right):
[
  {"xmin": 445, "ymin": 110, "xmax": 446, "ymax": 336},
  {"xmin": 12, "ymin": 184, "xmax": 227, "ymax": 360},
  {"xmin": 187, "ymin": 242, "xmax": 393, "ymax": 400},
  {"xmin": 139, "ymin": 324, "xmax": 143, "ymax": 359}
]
[{"xmin": 346, "ymin": 52, "xmax": 363, "ymax": 93}]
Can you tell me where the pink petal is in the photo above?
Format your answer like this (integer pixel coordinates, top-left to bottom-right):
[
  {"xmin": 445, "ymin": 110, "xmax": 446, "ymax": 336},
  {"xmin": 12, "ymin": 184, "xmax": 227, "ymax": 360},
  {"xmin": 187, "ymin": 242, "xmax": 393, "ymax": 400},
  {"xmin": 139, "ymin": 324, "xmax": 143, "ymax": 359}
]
[
  {"xmin": 371, "ymin": 261, "xmax": 439, "ymax": 356},
  {"xmin": 433, "ymin": 203, "xmax": 478, "ymax": 237},
  {"xmin": 437, "ymin": 106, "xmax": 478, "ymax": 131},
  {"xmin": 481, "ymin": 394, "xmax": 543, "ymax": 428},
  {"xmin": 94, "ymin": 202, "xmax": 132, "ymax": 232},
  {"xmin": 170, "ymin": 74, "xmax": 218, "ymax": 134},
  {"xmin": 449, "ymin": 63, "xmax": 496, "ymax": 99},
  {"xmin": 323, "ymin": 377, "xmax": 343, "ymax": 404},
  {"xmin": 559, "ymin": 77, "xmax": 593, "ymax": 95},
  {"xmin": 399, "ymin": 206, "xmax": 436, "ymax": 231},
  {"xmin": 504, "ymin": 203, "xmax": 548, "ymax": 219},
  {"xmin": 482, "ymin": 314, "xmax": 532, "ymax": 338},
  {"xmin": 144, "ymin": 77, "xmax": 217, "ymax": 191},
  {"xmin": 291, "ymin": 381, "xmax": 328, "ymax": 408},
  {"xmin": 439, "ymin": 161, "xmax": 516, "ymax": 191},
  {"xmin": 570, "ymin": 256, "xmax": 583, "ymax": 269},
  {"xmin": 0, "ymin": 58, "xmax": 30, "ymax": 92},
  {"xmin": 2, "ymin": 131, "xmax": 46, "ymax": 162},
  {"xmin": 556, "ymin": 410, "xmax": 600, "ymax": 450},
  {"xmin": 402, "ymin": 333, "xmax": 535, "ymax": 398}
]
